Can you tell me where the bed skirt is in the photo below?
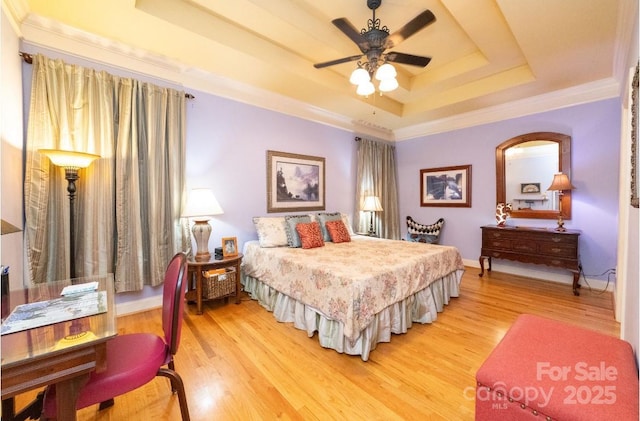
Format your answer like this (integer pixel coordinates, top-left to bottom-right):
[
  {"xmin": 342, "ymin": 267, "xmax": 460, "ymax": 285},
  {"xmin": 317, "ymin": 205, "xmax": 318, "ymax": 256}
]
[{"xmin": 241, "ymin": 269, "xmax": 463, "ymax": 361}]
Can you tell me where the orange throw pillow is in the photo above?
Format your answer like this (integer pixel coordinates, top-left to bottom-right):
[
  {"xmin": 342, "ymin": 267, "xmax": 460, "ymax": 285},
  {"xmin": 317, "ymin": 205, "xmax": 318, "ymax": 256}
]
[
  {"xmin": 295, "ymin": 221, "xmax": 325, "ymax": 249},
  {"xmin": 325, "ymin": 220, "xmax": 351, "ymax": 243}
]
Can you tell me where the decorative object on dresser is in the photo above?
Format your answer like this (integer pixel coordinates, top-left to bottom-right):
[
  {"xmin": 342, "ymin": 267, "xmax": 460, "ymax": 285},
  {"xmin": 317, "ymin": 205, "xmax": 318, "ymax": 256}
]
[
  {"xmin": 39, "ymin": 149, "xmax": 100, "ymax": 278},
  {"xmin": 479, "ymin": 225, "xmax": 582, "ymax": 295},
  {"xmin": 494, "ymin": 203, "xmax": 512, "ymax": 227},
  {"xmin": 420, "ymin": 165, "xmax": 471, "ymax": 207},
  {"xmin": 182, "ymin": 188, "xmax": 224, "ymax": 262},
  {"xmin": 266, "ymin": 150, "xmax": 325, "ymax": 213},
  {"xmin": 361, "ymin": 195, "xmax": 383, "ymax": 236},
  {"xmin": 406, "ymin": 216, "xmax": 444, "ymax": 244},
  {"xmin": 545, "ymin": 173, "xmax": 576, "ymax": 231}
]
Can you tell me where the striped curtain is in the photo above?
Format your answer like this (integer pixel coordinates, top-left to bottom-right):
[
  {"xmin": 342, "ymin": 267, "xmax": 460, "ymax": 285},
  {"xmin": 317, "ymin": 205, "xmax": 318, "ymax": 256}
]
[
  {"xmin": 24, "ymin": 54, "xmax": 188, "ymax": 291},
  {"xmin": 355, "ymin": 138, "xmax": 401, "ymax": 239}
]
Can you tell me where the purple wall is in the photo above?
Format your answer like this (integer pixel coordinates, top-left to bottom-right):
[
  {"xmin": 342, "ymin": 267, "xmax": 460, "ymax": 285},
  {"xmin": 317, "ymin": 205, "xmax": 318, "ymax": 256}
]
[
  {"xmin": 397, "ymin": 98, "xmax": 621, "ymax": 282},
  {"xmin": 185, "ymin": 94, "xmax": 358, "ymax": 251}
]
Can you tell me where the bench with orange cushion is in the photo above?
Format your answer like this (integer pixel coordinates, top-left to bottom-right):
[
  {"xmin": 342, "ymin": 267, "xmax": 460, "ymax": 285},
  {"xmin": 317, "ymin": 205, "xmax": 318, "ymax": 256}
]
[{"xmin": 475, "ymin": 314, "xmax": 638, "ymax": 420}]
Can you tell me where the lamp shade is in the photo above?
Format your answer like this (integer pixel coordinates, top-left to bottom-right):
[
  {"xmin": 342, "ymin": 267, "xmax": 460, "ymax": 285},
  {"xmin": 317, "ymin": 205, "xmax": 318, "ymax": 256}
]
[
  {"xmin": 356, "ymin": 81, "xmax": 376, "ymax": 96},
  {"xmin": 182, "ymin": 188, "xmax": 224, "ymax": 219},
  {"xmin": 375, "ymin": 63, "xmax": 397, "ymax": 81},
  {"xmin": 378, "ymin": 77, "xmax": 399, "ymax": 92},
  {"xmin": 350, "ymin": 67, "xmax": 370, "ymax": 85},
  {"xmin": 546, "ymin": 173, "xmax": 576, "ymax": 191},
  {"xmin": 39, "ymin": 149, "xmax": 100, "ymax": 168},
  {"xmin": 362, "ymin": 195, "xmax": 383, "ymax": 212}
]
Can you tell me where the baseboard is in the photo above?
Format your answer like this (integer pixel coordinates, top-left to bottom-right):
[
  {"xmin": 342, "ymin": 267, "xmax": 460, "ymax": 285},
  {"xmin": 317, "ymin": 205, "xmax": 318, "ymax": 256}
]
[
  {"xmin": 462, "ymin": 258, "xmax": 614, "ymax": 292},
  {"xmin": 115, "ymin": 294, "xmax": 162, "ymax": 317}
]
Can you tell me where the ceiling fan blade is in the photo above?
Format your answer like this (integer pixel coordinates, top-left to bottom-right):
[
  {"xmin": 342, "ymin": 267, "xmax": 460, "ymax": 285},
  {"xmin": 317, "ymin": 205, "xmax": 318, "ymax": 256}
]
[
  {"xmin": 332, "ymin": 18, "xmax": 370, "ymax": 52},
  {"xmin": 386, "ymin": 52, "xmax": 432, "ymax": 67},
  {"xmin": 385, "ymin": 10, "xmax": 436, "ymax": 49},
  {"xmin": 313, "ymin": 54, "xmax": 363, "ymax": 69}
]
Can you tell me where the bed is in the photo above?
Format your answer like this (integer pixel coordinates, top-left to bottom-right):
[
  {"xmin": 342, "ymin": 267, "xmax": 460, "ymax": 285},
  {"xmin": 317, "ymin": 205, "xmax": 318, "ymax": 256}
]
[{"xmin": 241, "ymin": 220, "xmax": 465, "ymax": 361}]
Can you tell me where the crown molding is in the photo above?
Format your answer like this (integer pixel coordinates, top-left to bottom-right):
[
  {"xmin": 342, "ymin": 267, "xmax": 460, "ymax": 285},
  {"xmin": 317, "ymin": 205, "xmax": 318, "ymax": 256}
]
[
  {"xmin": 15, "ymin": 13, "xmax": 623, "ymax": 143},
  {"xmin": 394, "ymin": 78, "xmax": 620, "ymax": 141}
]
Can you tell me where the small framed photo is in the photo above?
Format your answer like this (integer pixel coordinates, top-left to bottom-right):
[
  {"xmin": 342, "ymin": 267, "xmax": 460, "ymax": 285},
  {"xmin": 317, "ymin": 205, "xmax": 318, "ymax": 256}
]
[
  {"xmin": 520, "ymin": 183, "xmax": 541, "ymax": 194},
  {"xmin": 420, "ymin": 165, "xmax": 472, "ymax": 207},
  {"xmin": 222, "ymin": 237, "xmax": 238, "ymax": 258}
]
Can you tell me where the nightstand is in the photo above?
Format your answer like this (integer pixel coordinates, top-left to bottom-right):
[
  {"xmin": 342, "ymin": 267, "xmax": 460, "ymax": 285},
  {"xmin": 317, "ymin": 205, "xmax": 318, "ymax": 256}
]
[{"xmin": 185, "ymin": 253, "xmax": 243, "ymax": 314}]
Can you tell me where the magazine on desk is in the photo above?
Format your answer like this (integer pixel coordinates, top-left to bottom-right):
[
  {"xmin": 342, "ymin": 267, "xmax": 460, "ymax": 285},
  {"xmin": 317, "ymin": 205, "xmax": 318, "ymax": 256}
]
[{"xmin": 0, "ymin": 290, "xmax": 107, "ymax": 335}]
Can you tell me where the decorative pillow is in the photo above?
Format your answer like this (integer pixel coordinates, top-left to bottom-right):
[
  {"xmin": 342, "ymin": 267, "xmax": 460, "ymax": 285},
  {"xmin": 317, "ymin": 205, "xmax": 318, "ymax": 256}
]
[
  {"xmin": 284, "ymin": 214, "xmax": 311, "ymax": 247},
  {"xmin": 340, "ymin": 213, "xmax": 355, "ymax": 235},
  {"xmin": 295, "ymin": 221, "xmax": 325, "ymax": 249},
  {"xmin": 325, "ymin": 220, "xmax": 351, "ymax": 243},
  {"xmin": 252, "ymin": 217, "xmax": 288, "ymax": 247},
  {"xmin": 316, "ymin": 212, "xmax": 343, "ymax": 241}
]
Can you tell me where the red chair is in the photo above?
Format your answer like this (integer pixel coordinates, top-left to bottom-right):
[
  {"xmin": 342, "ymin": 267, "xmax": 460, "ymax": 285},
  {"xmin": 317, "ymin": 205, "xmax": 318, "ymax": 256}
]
[{"xmin": 42, "ymin": 252, "xmax": 191, "ymax": 420}]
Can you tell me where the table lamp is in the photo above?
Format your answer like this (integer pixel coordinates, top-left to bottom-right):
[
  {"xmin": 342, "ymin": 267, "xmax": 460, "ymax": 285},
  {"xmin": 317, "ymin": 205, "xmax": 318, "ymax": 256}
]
[
  {"xmin": 546, "ymin": 173, "xmax": 575, "ymax": 232},
  {"xmin": 182, "ymin": 188, "xmax": 224, "ymax": 261},
  {"xmin": 362, "ymin": 195, "xmax": 383, "ymax": 236}
]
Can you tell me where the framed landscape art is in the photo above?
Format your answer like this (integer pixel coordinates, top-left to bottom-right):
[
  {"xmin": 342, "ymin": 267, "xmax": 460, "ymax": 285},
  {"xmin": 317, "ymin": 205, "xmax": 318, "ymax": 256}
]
[
  {"xmin": 267, "ymin": 150, "xmax": 325, "ymax": 213},
  {"xmin": 420, "ymin": 165, "xmax": 472, "ymax": 207}
]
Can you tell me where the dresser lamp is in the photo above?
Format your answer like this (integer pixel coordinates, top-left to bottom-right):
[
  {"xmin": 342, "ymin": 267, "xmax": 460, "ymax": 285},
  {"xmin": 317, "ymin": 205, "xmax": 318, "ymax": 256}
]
[
  {"xmin": 182, "ymin": 188, "xmax": 224, "ymax": 261},
  {"xmin": 39, "ymin": 149, "xmax": 100, "ymax": 278},
  {"xmin": 546, "ymin": 173, "xmax": 575, "ymax": 232},
  {"xmin": 362, "ymin": 195, "xmax": 383, "ymax": 236}
]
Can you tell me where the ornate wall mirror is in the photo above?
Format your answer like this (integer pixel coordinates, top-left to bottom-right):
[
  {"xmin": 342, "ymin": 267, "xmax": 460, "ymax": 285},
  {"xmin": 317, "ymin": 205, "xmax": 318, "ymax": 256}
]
[{"xmin": 496, "ymin": 132, "xmax": 572, "ymax": 220}]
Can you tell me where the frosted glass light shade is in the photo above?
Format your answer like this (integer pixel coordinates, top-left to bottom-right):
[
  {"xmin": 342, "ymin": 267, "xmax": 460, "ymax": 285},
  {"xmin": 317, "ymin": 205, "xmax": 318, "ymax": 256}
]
[
  {"xmin": 356, "ymin": 81, "xmax": 375, "ymax": 96},
  {"xmin": 39, "ymin": 149, "xmax": 100, "ymax": 168},
  {"xmin": 182, "ymin": 188, "xmax": 224, "ymax": 219},
  {"xmin": 375, "ymin": 63, "xmax": 397, "ymax": 81},
  {"xmin": 350, "ymin": 68, "xmax": 370, "ymax": 85},
  {"xmin": 378, "ymin": 77, "xmax": 399, "ymax": 92}
]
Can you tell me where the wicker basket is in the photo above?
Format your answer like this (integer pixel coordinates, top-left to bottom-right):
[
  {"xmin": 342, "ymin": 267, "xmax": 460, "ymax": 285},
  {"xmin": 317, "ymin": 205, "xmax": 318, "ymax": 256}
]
[{"xmin": 202, "ymin": 267, "xmax": 236, "ymax": 299}]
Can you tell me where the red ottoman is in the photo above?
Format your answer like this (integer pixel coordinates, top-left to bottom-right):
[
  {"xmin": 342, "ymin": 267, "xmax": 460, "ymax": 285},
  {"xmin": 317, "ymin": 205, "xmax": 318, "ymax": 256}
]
[{"xmin": 476, "ymin": 314, "xmax": 638, "ymax": 420}]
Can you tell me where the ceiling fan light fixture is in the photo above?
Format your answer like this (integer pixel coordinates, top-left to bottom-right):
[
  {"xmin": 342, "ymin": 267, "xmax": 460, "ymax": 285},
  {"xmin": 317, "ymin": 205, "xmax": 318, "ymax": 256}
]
[
  {"xmin": 350, "ymin": 67, "xmax": 370, "ymax": 85},
  {"xmin": 378, "ymin": 77, "xmax": 399, "ymax": 92},
  {"xmin": 375, "ymin": 63, "xmax": 396, "ymax": 81},
  {"xmin": 356, "ymin": 81, "xmax": 376, "ymax": 96}
]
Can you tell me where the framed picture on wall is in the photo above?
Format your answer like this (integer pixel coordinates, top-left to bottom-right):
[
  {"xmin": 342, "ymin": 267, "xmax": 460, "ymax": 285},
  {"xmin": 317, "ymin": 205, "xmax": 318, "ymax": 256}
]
[
  {"xmin": 267, "ymin": 150, "xmax": 325, "ymax": 213},
  {"xmin": 631, "ymin": 62, "xmax": 638, "ymax": 209},
  {"xmin": 520, "ymin": 183, "xmax": 541, "ymax": 194},
  {"xmin": 420, "ymin": 165, "xmax": 472, "ymax": 207}
]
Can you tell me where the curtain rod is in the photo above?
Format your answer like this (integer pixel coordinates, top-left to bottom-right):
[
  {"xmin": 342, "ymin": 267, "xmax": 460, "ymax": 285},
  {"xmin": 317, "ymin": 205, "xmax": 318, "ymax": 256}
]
[{"xmin": 19, "ymin": 52, "xmax": 195, "ymax": 99}]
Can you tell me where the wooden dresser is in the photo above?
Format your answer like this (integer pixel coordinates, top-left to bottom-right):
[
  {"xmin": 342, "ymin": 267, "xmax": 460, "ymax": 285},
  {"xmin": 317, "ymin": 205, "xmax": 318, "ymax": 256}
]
[{"xmin": 479, "ymin": 225, "xmax": 582, "ymax": 295}]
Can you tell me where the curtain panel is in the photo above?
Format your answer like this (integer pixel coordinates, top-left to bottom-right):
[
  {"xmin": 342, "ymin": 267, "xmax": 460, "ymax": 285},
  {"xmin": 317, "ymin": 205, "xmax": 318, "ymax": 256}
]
[
  {"xmin": 355, "ymin": 138, "xmax": 401, "ymax": 239},
  {"xmin": 24, "ymin": 54, "xmax": 188, "ymax": 292}
]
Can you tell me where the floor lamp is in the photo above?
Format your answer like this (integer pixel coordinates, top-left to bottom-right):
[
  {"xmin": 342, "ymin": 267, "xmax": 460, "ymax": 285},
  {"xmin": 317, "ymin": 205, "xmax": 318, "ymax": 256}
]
[
  {"xmin": 546, "ymin": 172, "xmax": 575, "ymax": 232},
  {"xmin": 39, "ymin": 149, "xmax": 100, "ymax": 279},
  {"xmin": 362, "ymin": 195, "xmax": 383, "ymax": 236},
  {"xmin": 182, "ymin": 188, "xmax": 224, "ymax": 261}
]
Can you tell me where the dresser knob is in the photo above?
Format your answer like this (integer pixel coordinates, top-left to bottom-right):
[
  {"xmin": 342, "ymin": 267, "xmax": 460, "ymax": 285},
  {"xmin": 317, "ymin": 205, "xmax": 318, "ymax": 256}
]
[{"xmin": 551, "ymin": 248, "xmax": 562, "ymax": 253}]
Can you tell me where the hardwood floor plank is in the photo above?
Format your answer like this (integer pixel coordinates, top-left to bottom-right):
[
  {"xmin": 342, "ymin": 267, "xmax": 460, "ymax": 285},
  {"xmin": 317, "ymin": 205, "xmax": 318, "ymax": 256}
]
[{"xmin": 11, "ymin": 267, "xmax": 619, "ymax": 420}]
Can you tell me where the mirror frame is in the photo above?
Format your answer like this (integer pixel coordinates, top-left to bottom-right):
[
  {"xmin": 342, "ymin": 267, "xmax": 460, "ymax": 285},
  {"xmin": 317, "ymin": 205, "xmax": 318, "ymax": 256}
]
[{"xmin": 496, "ymin": 132, "xmax": 572, "ymax": 220}]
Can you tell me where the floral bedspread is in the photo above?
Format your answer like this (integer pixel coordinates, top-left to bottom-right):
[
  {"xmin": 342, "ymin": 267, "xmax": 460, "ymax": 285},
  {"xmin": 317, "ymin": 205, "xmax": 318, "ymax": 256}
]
[{"xmin": 242, "ymin": 236, "xmax": 465, "ymax": 341}]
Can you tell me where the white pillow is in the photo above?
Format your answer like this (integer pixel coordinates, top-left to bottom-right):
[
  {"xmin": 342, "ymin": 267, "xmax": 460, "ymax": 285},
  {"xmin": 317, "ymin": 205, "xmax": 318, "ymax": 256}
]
[
  {"xmin": 341, "ymin": 213, "xmax": 355, "ymax": 235},
  {"xmin": 252, "ymin": 216, "xmax": 288, "ymax": 247}
]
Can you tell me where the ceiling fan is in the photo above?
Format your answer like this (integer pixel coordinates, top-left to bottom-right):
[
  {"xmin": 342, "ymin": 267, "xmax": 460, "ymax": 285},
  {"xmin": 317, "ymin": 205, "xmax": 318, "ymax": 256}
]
[{"xmin": 313, "ymin": 0, "xmax": 436, "ymax": 76}]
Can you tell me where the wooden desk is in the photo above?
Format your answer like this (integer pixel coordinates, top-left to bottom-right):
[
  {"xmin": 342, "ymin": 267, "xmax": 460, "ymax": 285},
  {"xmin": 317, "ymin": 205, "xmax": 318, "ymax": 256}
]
[
  {"xmin": 1, "ymin": 275, "xmax": 117, "ymax": 421},
  {"xmin": 186, "ymin": 254, "xmax": 243, "ymax": 314},
  {"xmin": 479, "ymin": 225, "xmax": 582, "ymax": 295}
]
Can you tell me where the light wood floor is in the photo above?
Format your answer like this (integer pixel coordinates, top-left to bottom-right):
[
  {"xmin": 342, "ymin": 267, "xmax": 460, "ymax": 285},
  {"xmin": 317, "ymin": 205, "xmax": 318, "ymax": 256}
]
[{"xmin": 15, "ymin": 267, "xmax": 618, "ymax": 420}]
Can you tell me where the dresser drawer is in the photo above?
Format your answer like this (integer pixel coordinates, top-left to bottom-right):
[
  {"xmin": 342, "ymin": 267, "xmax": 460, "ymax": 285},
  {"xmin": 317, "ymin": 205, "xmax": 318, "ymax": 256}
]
[{"xmin": 538, "ymin": 242, "xmax": 577, "ymax": 258}]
